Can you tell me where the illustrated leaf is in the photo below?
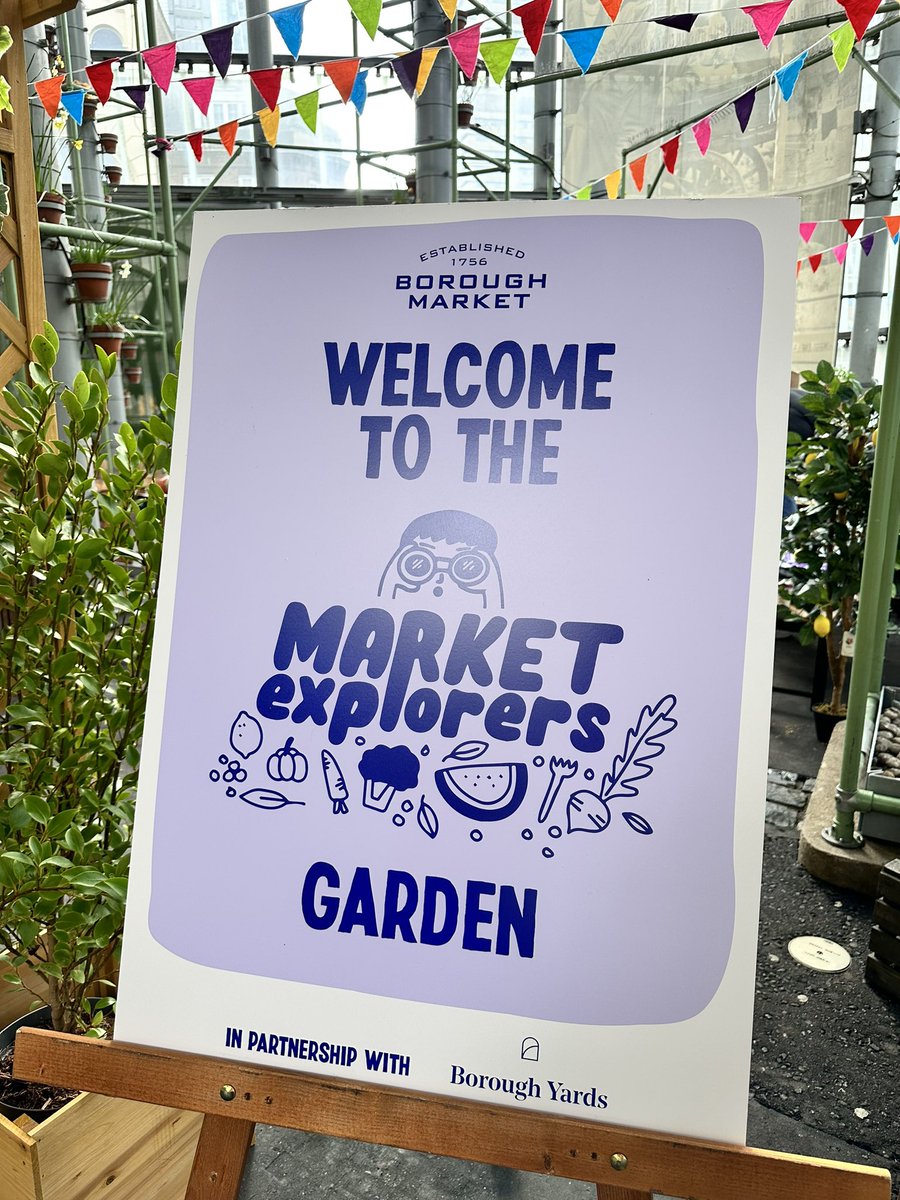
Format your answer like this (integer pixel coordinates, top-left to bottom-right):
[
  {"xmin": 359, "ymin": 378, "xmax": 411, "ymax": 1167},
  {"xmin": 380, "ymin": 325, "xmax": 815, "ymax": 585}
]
[
  {"xmin": 599, "ymin": 695, "xmax": 677, "ymax": 802},
  {"xmin": 566, "ymin": 789, "xmax": 611, "ymax": 834},
  {"xmin": 623, "ymin": 811, "xmax": 653, "ymax": 835},
  {"xmin": 417, "ymin": 797, "xmax": 439, "ymax": 839},
  {"xmin": 239, "ymin": 787, "xmax": 303, "ymax": 810},
  {"xmin": 443, "ymin": 739, "xmax": 488, "ymax": 762}
]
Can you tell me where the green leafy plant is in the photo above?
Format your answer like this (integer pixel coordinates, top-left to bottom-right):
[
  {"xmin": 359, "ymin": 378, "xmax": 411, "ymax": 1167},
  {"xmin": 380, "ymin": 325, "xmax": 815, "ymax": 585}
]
[
  {"xmin": 69, "ymin": 239, "xmax": 113, "ymax": 265},
  {"xmin": 780, "ymin": 360, "xmax": 882, "ymax": 716},
  {"xmin": 89, "ymin": 264, "xmax": 151, "ymax": 335},
  {"xmin": 0, "ymin": 323, "xmax": 175, "ymax": 1033},
  {"xmin": 32, "ymin": 122, "xmax": 68, "ymax": 202}
]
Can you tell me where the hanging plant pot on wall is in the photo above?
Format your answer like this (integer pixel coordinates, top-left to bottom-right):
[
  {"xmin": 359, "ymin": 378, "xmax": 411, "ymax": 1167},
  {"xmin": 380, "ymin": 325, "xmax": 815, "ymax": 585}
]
[
  {"xmin": 81, "ymin": 91, "xmax": 99, "ymax": 123},
  {"xmin": 87, "ymin": 323, "xmax": 125, "ymax": 357},
  {"xmin": 99, "ymin": 131, "xmax": 118, "ymax": 155},
  {"xmin": 457, "ymin": 102, "xmax": 474, "ymax": 128},
  {"xmin": 104, "ymin": 163, "xmax": 123, "ymax": 188},
  {"xmin": 124, "ymin": 365, "xmax": 142, "ymax": 386},
  {"xmin": 70, "ymin": 261, "xmax": 112, "ymax": 304},
  {"xmin": 121, "ymin": 339, "xmax": 138, "ymax": 361},
  {"xmin": 37, "ymin": 191, "xmax": 66, "ymax": 225}
]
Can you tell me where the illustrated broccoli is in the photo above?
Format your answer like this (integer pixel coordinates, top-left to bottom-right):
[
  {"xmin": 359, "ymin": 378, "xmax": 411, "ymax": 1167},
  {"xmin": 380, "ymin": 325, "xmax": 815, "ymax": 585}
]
[{"xmin": 358, "ymin": 745, "xmax": 420, "ymax": 812}]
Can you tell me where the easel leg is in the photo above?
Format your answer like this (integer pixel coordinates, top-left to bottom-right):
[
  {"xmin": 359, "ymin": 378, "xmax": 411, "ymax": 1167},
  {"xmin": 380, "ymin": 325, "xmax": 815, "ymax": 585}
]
[
  {"xmin": 597, "ymin": 1185, "xmax": 652, "ymax": 1200},
  {"xmin": 184, "ymin": 1114, "xmax": 255, "ymax": 1200}
]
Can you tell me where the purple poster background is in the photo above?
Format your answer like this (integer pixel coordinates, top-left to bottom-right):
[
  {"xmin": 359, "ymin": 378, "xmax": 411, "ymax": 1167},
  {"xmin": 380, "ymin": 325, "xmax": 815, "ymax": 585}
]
[{"xmin": 147, "ymin": 214, "xmax": 762, "ymax": 1026}]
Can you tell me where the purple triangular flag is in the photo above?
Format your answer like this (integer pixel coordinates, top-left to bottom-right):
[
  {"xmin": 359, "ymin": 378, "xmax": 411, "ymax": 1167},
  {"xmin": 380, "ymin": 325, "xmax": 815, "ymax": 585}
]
[
  {"xmin": 393, "ymin": 49, "xmax": 421, "ymax": 97},
  {"xmin": 120, "ymin": 85, "xmax": 150, "ymax": 111},
  {"xmin": 861, "ymin": 233, "xmax": 875, "ymax": 256},
  {"xmin": 652, "ymin": 13, "xmax": 699, "ymax": 31},
  {"xmin": 203, "ymin": 25, "xmax": 234, "ymax": 78},
  {"xmin": 734, "ymin": 87, "xmax": 756, "ymax": 133}
]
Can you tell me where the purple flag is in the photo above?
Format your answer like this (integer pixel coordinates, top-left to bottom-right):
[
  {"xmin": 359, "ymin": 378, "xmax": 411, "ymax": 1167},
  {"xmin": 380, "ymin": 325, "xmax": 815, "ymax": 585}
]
[
  {"xmin": 652, "ymin": 13, "xmax": 699, "ymax": 31},
  {"xmin": 120, "ymin": 85, "xmax": 149, "ymax": 111},
  {"xmin": 393, "ymin": 50, "xmax": 421, "ymax": 97},
  {"xmin": 861, "ymin": 233, "xmax": 875, "ymax": 255},
  {"xmin": 733, "ymin": 87, "xmax": 756, "ymax": 133},
  {"xmin": 203, "ymin": 25, "xmax": 235, "ymax": 78}
]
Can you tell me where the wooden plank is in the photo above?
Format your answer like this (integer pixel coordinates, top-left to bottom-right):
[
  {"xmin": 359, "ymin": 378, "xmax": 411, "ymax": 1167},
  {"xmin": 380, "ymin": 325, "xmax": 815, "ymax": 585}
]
[
  {"xmin": 0, "ymin": 128, "xmax": 14, "ymax": 152},
  {"xmin": 185, "ymin": 1115, "xmax": 254, "ymax": 1200},
  {"xmin": 2, "ymin": 211, "xmax": 20, "ymax": 256},
  {"xmin": 0, "ymin": 1109, "xmax": 40, "ymax": 1200},
  {"xmin": 13, "ymin": 1031, "xmax": 893, "ymax": 1200},
  {"xmin": 0, "ymin": 341, "xmax": 26, "ymax": 385},
  {"xmin": 597, "ymin": 1187, "xmax": 649, "ymax": 1200},
  {"xmin": 0, "ymin": 298, "xmax": 29, "ymax": 353},
  {"xmin": 19, "ymin": 0, "xmax": 79, "ymax": 27},
  {"xmin": 0, "ymin": 240, "xmax": 17, "ymax": 274}
]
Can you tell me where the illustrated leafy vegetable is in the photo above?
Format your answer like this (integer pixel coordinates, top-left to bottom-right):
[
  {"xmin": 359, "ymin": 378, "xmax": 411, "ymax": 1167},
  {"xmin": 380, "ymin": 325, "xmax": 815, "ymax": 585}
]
[
  {"xmin": 598, "ymin": 694, "xmax": 677, "ymax": 804},
  {"xmin": 417, "ymin": 796, "xmax": 439, "ymax": 839},
  {"xmin": 358, "ymin": 744, "xmax": 420, "ymax": 812},
  {"xmin": 442, "ymin": 740, "xmax": 488, "ymax": 763},
  {"xmin": 239, "ymin": 788, "xmax": 305, "ymax": 810}
]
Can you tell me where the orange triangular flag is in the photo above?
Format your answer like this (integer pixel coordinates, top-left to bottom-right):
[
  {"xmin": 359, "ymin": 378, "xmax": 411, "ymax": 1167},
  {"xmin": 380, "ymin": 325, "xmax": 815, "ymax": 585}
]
[
  {"xmin": 628, "ymin": 154, "xmax": 647, "ymax": 192},
  {"xmin": 884, "ymin": 215, "xmax": 900, "ymax": 240},
  {"xmin": 604, "ymin": 169, "xmax": 621, "ymax": 199},
  {"xmin": 416, "ymin": 47, "xmax": 441, "ymax": 94},
  {"xmin": 258, "ymin": 106, "xmax": 280, "ymax": 147},
  {"xmin": 324, "ymin": 59, "xmax": 360, "ymax": 103},
  {"xmin": 35, "ymin": 75, "xmax": 64, "ymax": 118},
  {"xmin": 218, "ymin": 119, "xmax": 238, "ymax": 155},
  {"xmin": 599, "ymin": 0, "xmax": 623, "ymax": 21}
]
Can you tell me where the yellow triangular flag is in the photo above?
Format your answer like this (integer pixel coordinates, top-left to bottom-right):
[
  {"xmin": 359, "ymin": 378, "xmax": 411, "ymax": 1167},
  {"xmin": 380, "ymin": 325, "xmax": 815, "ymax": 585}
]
[
  {"xmin": 257, "ymin": 105, "xmax": 280, "ymax": 147},
  {"xmin": 604, "ymin": 169, "xmax": 621, "ymax": 200},
  {"xmin": 416, "ymin": 47, "xmax": 441, "ymax": 95},
  {"xmin": 575, "ymin": 183, "xmax": 592, "ymax": 200},
  {"xmin": 437, "ymin": 0, "xmax": 458, "ymax": 20},
  {"xmin": 829, "ymin": 22, "xmax": 854, "ymax": 71}
]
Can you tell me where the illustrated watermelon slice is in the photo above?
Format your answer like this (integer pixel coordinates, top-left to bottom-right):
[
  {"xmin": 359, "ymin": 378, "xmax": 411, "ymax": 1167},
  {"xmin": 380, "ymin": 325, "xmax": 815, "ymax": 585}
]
[{"xmin": 434, "ymin": 762, "xmax": 528, "ymax": 822}]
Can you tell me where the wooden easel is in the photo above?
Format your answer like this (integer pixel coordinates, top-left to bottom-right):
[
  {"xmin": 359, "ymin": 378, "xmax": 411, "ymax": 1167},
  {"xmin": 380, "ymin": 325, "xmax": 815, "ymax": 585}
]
[{"xmin": 13, "ymin": 1029, "xmax": 891, "ymax": 1200}]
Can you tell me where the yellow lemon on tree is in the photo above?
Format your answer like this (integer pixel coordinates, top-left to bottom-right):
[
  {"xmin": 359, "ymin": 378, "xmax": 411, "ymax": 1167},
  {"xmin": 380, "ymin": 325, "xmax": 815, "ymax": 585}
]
[
  {"xmin": 833, "ymin": 491, "xmax": 848, "ymax": 500},
  {"xmin": 813, "ymin": 613, "xmax": 831, "ymax": 638},
  {"xmin": 873, "ymin": 426, "xmax": 879, "ymax": 448},
  {"xmin": 804, "ymin": 452, "xmax": 817, "ymax": 466}
]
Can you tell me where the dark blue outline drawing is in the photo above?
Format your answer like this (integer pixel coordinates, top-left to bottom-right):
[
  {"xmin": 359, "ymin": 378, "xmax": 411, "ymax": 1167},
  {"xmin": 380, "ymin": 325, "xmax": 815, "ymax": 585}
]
[
  {"xmin": 536, "ymin": 757, "xmax": 578, "ymax": 824},
  {"xmin": 321, "ymin": 749, "xmax": 350, "ymax": 814},
  {"xmin": 358, "ymin": 744, "xmax": 420, "ymax": 812},
  {"xmin": 378, "ymin": 510, "xmax": 504, "ymax": 609},
  {"xmin": 434, "ymin": 760, "xmax": 528, "ymax": 822},
  {"xmin": 229, "ymin": 710, "xmax": 263, "ymax": 760}
]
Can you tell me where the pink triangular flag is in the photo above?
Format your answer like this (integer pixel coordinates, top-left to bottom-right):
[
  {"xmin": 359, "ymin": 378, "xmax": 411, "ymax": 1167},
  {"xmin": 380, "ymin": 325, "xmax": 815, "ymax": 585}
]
[
  {"xmin": 840, "ymin": 218, "xmax": 863, "ymax": 238},
  {"xmin": 187, "ymin": 132, "xmax": 204, "ymax": 162},
  {"xmin": 837, "ymin": 0, "xmax": 880, "ymax": 41},
  {"xmin": 799, "ymin": 222, "xmax": 817, "ymax": 244},
  {"xmin": 512, "ymin": 0, "xmax": 553, "ymax": 53},
  {"xmin": 142, "ymin": 43, "xmax": 177, "ymax": 93},
  {"xmin": 661, "ymin": 135, "xmax": 679, "ymax": 174},
  {"xmin": 249, "ymin": 67, "xmax": 283, "ymax": 111},
  {"xmin": 740, "ymin": 0, "xmax": 792, "ymax": 48},
  {"xmin": 692, "ymin": 117, "xmax": 711, "ymax": 156},
  {"xmin": 182, "ymin": 76, "xmax": 215, "ymax": 117},
  {"xmin": 832, "ymin": 243, "xmax": 848, "ymax": 265},
  {"xmin": 447, "ymin": 25, "xmax": 481, "ymax": 79},
  {"xmin": 808, "ymin": 253, "xmax": 822, "ymax": 273}
]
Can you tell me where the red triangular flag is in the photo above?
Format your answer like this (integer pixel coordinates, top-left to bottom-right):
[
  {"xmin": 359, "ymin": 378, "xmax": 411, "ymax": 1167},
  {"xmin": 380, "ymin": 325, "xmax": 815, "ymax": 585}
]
[
  {"xmin": 447, "ymin": 26, "xmax": 481, "ymax": 78},
  {"xmin": 249, "ymin": 67, "xmax": 283, "ymax": 111},
  {"xmin": 182, "ymin": 76, "xmax": 216, "ymax": 117},
  {"xmin": 324, "ymin": 59, "xmax": 360, "ymax": 104},
  {"xmin": 187, "ymin": 133, "xmax": 204, "ymax": 162},
  {"xmin": 799, "ymin": 221, "xmax": 817, "ymax": 243},
  {"xmin": 840, "ymin": 218, "xmax": 863, "ymax": 238},
  {"xmin": 808, "ymin": 253, "xmax": 822, "ymax": 273},
  {"xmin": 218, "ymin": 120, "xmax": 238, "ymax": 155},
  {"xmin": 85, "ymin": 61, "xmax": 115, "ymax": 105},
  {"xmin": 661, "ymin": 135, "xmax": 679, "ymax": 174},
  {"xmin": 35, "ymin": 75, "xmax": 64, "ymax": 118},
  {"xmin": 628, "ymin": 154, "xmax": 647, "ymax": 192},
  {"xmin": 884, "ymin": 215, "xmax": 900, "ymax": 241},
  {"xmin": 512, "ymin": 0, "xmax": 553, "ymax": 53},
  {"xmin": 741, "ymin": 0, "xmax": 792, "ymax": 48},
  {"xmin": 599, "ymin": 0, "xmax": 623, "ymax": 20},
  {"xmin": 836, "ymin": 0, "xmax": 879, "ymax": 41},
  {"xmin": 143, "ymin": 43, "xmax": 177, "ymax": 93}
]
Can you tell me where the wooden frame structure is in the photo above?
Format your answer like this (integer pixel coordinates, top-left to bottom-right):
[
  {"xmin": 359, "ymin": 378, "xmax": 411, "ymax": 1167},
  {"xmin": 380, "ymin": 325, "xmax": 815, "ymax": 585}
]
[{"xmin": 13, "ymin": 1029, "xmax": 892, "ymax": 1200}]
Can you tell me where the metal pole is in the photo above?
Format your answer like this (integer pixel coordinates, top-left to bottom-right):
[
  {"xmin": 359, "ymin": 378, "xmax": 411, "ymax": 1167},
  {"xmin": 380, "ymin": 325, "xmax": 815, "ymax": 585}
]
[
  {"xmin": 247, "ymin": 0, "xmax": 279, "ymax": 194},
  {"xmin": 533, "ymin": 0, "xmax": 558, "ymax": 198},
  {"xmin": 60, "ymin": 3, "xmax": 106, "ymax": 228},
  {"xmin": 414, "ymin": 0, "xmax": 452, "ymax": 202}
]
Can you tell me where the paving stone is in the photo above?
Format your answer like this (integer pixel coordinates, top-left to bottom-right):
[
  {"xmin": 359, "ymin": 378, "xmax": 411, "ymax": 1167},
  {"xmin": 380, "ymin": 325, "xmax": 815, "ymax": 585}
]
[
  {"xmin": 766, "ymin": 782, "xmax": 808, "ymax": 810},
  {"xmin": 766, "ymin": 801, "xmax": 802, "ymax": 830}
]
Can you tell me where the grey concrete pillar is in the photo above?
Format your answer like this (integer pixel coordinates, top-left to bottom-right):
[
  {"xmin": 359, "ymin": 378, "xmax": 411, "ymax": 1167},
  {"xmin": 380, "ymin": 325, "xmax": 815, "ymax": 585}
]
[
  {"xmin": 62, "ymin": 3, "xmax": 106, "ymax": 228},
  {"xmin": 414, "ymin": 0, "xmax": 452, "ymax": 203},
  {"xmin": 533, "ymin": 0, "xmax": 559, "ymax": 198},
  {"xmin": 246, "ymin": 0, "xmax": 279, "ymax": 192}
]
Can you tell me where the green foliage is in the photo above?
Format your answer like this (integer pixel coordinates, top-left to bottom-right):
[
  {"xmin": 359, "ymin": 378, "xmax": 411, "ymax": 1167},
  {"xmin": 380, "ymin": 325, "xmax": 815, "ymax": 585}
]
[
  {"xmin": 69, "ymin": 239, "xmax": 113, "ymax": 265},
  {"xmin": 780, "ymin": 361, "xmax": 881, "ymax": 712},
  {"xmin": 0, "ymin": 322, "xmax": 173, "ymax": 1032}
]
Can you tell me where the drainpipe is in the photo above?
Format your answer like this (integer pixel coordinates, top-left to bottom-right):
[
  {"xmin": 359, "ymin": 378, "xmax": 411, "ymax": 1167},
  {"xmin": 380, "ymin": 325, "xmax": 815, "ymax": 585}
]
[
  {"xmin": 414, "ymin": 0, "xmax": 452, "ymax": 203},
  {"xmin": 533, "ymin": 0, "xmax": 558, "ymax": 199}
]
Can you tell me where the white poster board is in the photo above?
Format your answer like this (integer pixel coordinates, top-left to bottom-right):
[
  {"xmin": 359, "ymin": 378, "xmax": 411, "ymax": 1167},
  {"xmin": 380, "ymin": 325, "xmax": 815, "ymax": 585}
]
[{"xmin": 116, "ymin": 199, "xmax": 798, "ymax": 1144}]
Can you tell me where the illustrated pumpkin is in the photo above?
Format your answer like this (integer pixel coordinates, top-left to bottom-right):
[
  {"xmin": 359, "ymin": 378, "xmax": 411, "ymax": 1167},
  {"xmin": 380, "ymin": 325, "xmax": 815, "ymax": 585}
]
[{"xmin": 266, "ymin": 736, "xmax": 308, "ymax": 783}]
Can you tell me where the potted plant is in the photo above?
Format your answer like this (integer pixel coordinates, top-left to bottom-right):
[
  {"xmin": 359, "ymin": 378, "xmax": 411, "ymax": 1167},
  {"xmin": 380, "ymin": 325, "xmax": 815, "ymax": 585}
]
[
  {"xmin": 104, "ymin": 160, "xmax": 123, "ymax": 188},
  {"xmin": 32, "ymin": 124, "xmax": 68, "ymax": 225},
  {"xmin": 457, "ymin": 78, "xmax": 479, "ymax": 128},
  {"xmin": 85, "ymin": 266, "xmax": 150, "ymax": 359},
  {"xmin": 780, "ymin": 360, "xmax": 882, "ymax": 740},
  {"xmin": 69, "ymin": 239, "xmax": 113, "ymax": 303},
  {"xmin": 98, "ymin": 129, "xmax": 118, "ymax": 155}
]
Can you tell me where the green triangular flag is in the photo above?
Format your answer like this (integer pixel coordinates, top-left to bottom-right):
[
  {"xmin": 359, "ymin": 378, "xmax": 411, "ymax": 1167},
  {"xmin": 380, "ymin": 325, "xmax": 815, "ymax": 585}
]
[
  {"xmin": 575, "ymin": 183, "xmax": 592, "ymax": 200},
  {"xmin": 295, "ymin": 89, "xmax": 319, "ymax": 133},
  {"xmin": 480, "ymin": 38, "xmax": 519, "ymax": 85},
  {"xmin": 348, "ymin": 0, "xmax": 382, "ymax": 39},
  {"xmin": 830, "ymin": 22, "xmax": 854, "ymax": 72}
]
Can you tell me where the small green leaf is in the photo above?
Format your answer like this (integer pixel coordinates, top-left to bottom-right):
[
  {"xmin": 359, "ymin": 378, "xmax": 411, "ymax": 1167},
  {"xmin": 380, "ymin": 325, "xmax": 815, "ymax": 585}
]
[
  {"xmin": 32, "ymin": 334, "xmax": 57, "ymax": 373},
  {"xmin": 22, "ymin": 795, "xmax": 51, "ymax": 825},
  {"xmin": 161, "ymin": 372, "xmax": 177, "ymax": 410}
]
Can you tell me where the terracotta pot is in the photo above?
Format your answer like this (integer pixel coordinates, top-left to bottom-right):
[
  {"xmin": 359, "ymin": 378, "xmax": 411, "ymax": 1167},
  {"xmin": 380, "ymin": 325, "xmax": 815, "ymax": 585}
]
[
  {"xmin": 457, "ymin": 102, "xmax": 474, "ymax": 128},
  {"xmin": 70, "ymin": 261, "xmax": 112, "ymax": 303},
  {"xmin": 81, "ymin": 93, "xmax": 99, "ymax": 123},
  {"xmin": 99, "ymin": 131, "xmax": 118, "ymax": 154},
  {"xmin": 37, "ymin": 191, "xmax": 66, "ymax": 224},
  {"xmin": 121, "ymin": 339, "xmax": 138, "ymax": 361},
  {"xmin": 87, "ymin": 323, "xmax": 125, "ymax": 356},
  {"xmin": 124, "ymin": 365, "xmax": 142, "ymax": 385},
  {"xmin": 104, "ymin": 164, "xmax": 122, "ymax": 188},
  {"xmin": 405, "ymin": 172, "xmax": 416, "ymax": 199}
]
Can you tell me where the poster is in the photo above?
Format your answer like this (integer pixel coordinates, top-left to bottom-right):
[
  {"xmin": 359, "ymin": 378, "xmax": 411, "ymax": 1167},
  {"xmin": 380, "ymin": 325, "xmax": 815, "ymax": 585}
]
[{"xmin": 116, "ymin": 200, "xmax": 798, "ymax": 1143}]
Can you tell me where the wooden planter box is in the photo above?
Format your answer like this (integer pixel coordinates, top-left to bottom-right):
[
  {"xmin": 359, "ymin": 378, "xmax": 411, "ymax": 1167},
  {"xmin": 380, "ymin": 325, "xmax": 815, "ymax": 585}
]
[{"xmin": 0, "ymin": 1090, "xmax": 202, "ymax": 1200}]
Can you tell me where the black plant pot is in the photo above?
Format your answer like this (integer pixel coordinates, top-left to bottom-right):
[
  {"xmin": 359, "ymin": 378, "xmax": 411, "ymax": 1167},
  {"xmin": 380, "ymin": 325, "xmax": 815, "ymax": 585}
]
[
  {"xmin": 813, "ymin": 706, "xmax": 845, "ymax": 744},
  {"xmin": 0, "ymin": 1005, "xmax": 53, "ymax": 1123}
]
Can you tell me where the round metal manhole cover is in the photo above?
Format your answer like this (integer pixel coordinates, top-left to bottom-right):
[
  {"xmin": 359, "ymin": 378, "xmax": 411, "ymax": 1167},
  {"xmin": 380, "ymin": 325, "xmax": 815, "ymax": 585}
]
[{"xmin": 787, "ymin": 936, "xmax": 851, "ymax": 973}]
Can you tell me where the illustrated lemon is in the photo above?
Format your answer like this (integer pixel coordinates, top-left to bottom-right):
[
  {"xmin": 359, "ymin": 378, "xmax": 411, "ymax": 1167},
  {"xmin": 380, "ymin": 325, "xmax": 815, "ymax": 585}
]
[{"xmin": 813, "ymin": 614, "xmax": 831, "ymax": 638}]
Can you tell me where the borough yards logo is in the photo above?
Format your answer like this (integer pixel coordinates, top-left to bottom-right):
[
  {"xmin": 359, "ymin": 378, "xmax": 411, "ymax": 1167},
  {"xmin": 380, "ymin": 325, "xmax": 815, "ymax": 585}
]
[{"xmin": 395, "ymin": 240, "xmax": 548, "ymax": 310}]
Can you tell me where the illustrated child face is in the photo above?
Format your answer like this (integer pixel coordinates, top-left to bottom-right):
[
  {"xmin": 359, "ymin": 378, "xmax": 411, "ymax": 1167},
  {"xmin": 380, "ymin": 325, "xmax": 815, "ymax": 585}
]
[{"xmin": 380, "ymin": 535, "xmax": 503, "ymax": 609}]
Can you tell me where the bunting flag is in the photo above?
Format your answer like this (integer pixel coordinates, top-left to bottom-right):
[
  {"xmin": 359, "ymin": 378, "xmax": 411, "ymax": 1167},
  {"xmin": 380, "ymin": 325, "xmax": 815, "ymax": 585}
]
[
  {"xmin": 832, "ymin": 243, "xmax": 848, "ymax": 265},
  {"xmin": 121, "ymin": 85, "xmax": 150, "ymax": 111},
  {"xmin": 652, "ymin": 13, "xmax": 699, "ymax": 31},
  {"xmin": 841, "ymin": 218, "xmax": 863, "ymax": 237},
  {"xmin": 661, "ymin": 135, "xmax": 679, "ymax": 173},
  {"xmin": 249, "ymin": 67, "xmax": 283, "ymax": 111},
  {"xmin": 774, "ymin": 50, "xmax": 807, "ymax": 102},
  {"xmin": 35, "ymin": 75, "xmax": 64, "ymax": 118},
  {"xmin": 218, "ymin": 119, "xmax": 238, "ymax": 154},
  {"xmin": 188, "ymin": 132, "xmax": 204, "ymax": 162},
  {"xmin": 182, "ymin": 75, "xmax": 216, "ymax": 116},
  {"xmin": 271, "ymin": 4, "xmax": 306, "ymax": 59},
  {"xmin": 733, "ymin": 87, "xmax": 756, "ymax": 132},
  {"xmin": 861, "ymin": 233, "xmax": 875, "ymax": 255},
  {"xmin": 436, "ymin": 0, "xmax": 458, "ymax": 21},
  {"xmin": 560, "ymin": 27, "xmax": 605, "ymax": 74},
  {"xmin": 85, "ymin": 61, "xmax": 114, "ymax": 105},
  {"xmin": 324, "ymin": 59, "xmax": 360, "ymax": 103},
  {"xmin": 830, "ymin": 23, "xmax": 855, "ymax": 70},
  {"xmin": 350, "ymin": 68, "xmax": 369, "ymax": 115},
  {"xmin": 692, "ymin": 116, "xmax": 711, "ymax": 156},
  {"xmin": 604, "ymin": 169, "xmax": 621, "ymax": 199},
  {"xmin": 258, "ymin": 106, "xmax": 280, "ymax": 147},
  {"xmin": 60, "ymin": 90, "xmax": 85, "ymax": 125},
  {"xmin": 799, "ymin": 222, "xmax": 817, "ymax": 242},
  {"xmin": 417, "ymin": 47, "xmax": 441, "ymax": 94},
  {"xmin": 741, "ymin": 0, "xmax": 792, "ymax": 48},
  {"xmin": 295, "ymin": 90, "xmax": 319, "ymax": 132},
  {"xmin": 599, "ymin": 0, "xmax": 623, "ymax": 21},
  {"xmin": 575, "ymin": 183, "xmax": 593, "ymax": 199},
  {"xmin": 808, "ymin": 253, "xmax": 822, "ymax": 272},
  {"xmin": 142, "ymin": 43, "xmax": 177, "ymax": 93},
  {"xmin": 884, "ymin": 215, "xmax": 900, "ymax": 241},
  {"xmin": 629, "ymin": 154, "xmax": 647, "ymax": 192},
  {"xmin": 837, "ymin": 0, "xmax": 879, "ymax": 41},
  {"xmin": 512, "ymin": 0, "xmax": 553, "ymax": 54},
  {"xmin": 203, "ymin": 26, "xmax": 234, "ymax": 78},
  {"xmin": 348, "ymin": 0, "xmax": 382, "ymax": 39},
  {"xmin": 480, "ymin": 38, "xmax": 519, "ymax": 84},
  {"xmin": 393, "ymin": 50, "xmax": 421, "ymax": 97},
  {"xmin": 152, "ymin": 137, "xmax": 174, "ymax": 157},
  {"xmin": 447, "ymin": 25, "xmax": 481, "ymax": 78}
]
